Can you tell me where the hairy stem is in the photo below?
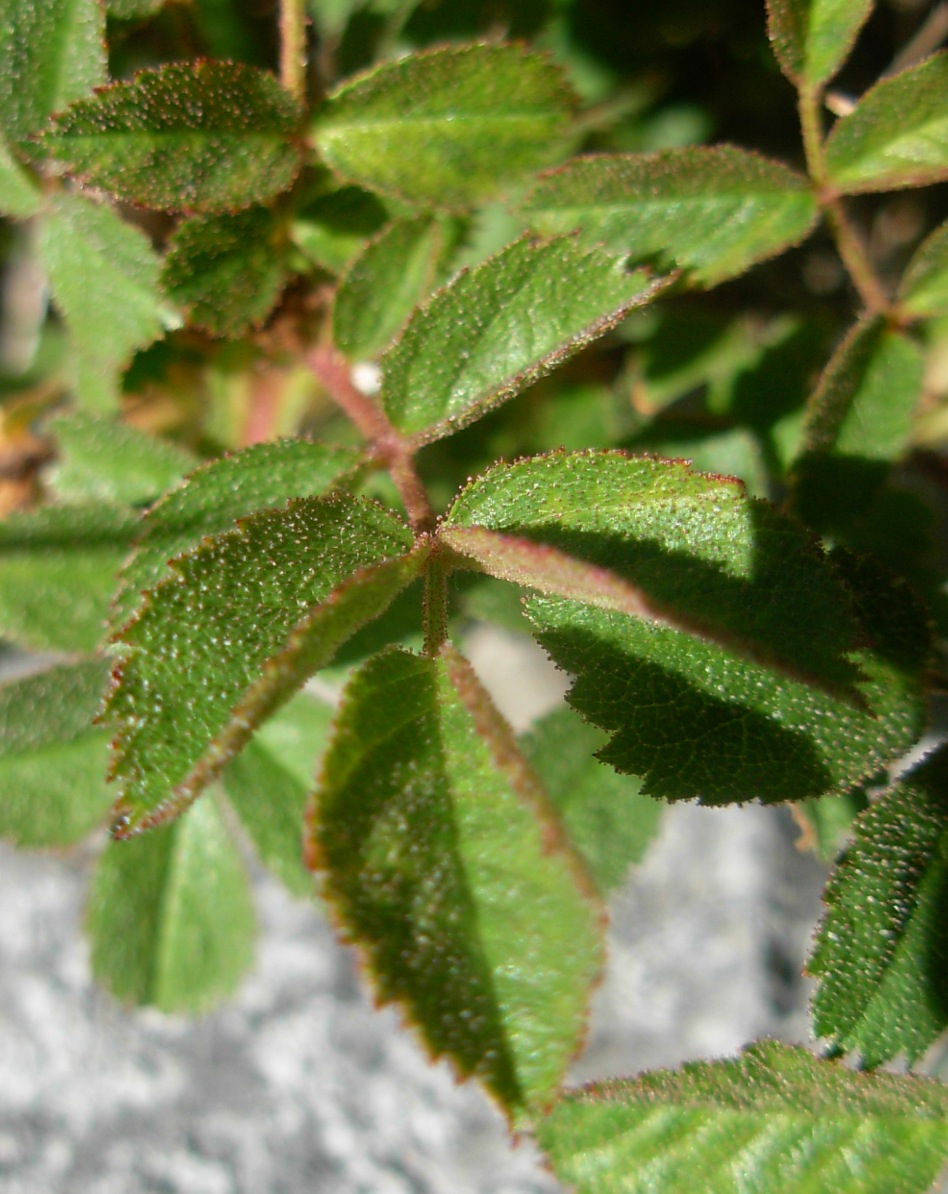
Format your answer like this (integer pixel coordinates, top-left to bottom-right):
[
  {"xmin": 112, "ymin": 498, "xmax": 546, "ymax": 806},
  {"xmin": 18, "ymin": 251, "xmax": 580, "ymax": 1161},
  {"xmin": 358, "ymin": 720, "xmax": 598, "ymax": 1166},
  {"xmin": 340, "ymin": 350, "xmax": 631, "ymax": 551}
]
[
  {"xmin": 280, "ymin": 0, "xmax": 308, "ymax": 103},
  {"xmin": 798, "ymin": 85, "xmax": 890, "ymax": 316},
  {"xmin": 307, "ymin": 345, "xmax": 437, "ymax": 533}
]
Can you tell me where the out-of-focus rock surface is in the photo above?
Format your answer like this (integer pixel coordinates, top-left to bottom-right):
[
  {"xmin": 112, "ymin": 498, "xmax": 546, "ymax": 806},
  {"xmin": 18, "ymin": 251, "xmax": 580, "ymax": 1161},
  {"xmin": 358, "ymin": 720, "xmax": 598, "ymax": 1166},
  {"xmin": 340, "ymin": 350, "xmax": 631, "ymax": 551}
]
[{"xmin": 0, "ymin": 633, "xmax": 830, "ymax": 1193}]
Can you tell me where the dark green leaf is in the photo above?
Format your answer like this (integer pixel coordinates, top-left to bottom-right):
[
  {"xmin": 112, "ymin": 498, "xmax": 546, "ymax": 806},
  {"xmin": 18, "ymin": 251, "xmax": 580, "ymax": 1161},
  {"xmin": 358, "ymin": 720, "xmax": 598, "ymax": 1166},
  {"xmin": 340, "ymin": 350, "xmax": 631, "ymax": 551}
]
[
  {"xmin": 333, "ymin": 216, "xmax": 447, "ymax": 360},
  {"xmin": 790, "ymin": 317, "xmax": 924, "ymax": 532},
  {"xmin": 0, "ymin": 0, "xmax": 105, "ymax": 143},
  {"xmin": 222, "ymin": 690, "xmax": 334, "ymax": 898},
  {"xmin": 0, "ymin": 660, "xmax": 111, "ymax": 847},
  {"xmin": 291, "ymin": 184, "xmax": 390, "ymax": 273},
  {"xmin": 48, "ymin": 412, "xmax": 198, "ymax": 506},
  {"xmin": 106, "ymin": 495, "xmax": 424, "ymax": 835},
  {"xmin": 810, "ymin": 745, "xmax": 948, "ymax": 1066},
  {"xmin": 767, "ymin": 0, "xmax": 873, "ymax": 88},
  {"xmin": 381, "ymin": 236, "xmax": 669, "ymax": 444},
  {"xmin": 108, "ymin": 0, "xmax": 166, "ymax": 15},
  {"xmin": 521, "ymin": 706, "xmax": 661, "ymax": 892},
  {"xmin": 109, "ymin": 438, "xmax": 363, "ymax": 633},
  {"xmin": 536, "ymin": 1040, "xmax": 948, "ymax": 1194},
  {"xmin": 38, "ymin": 191, "xmax": 168, "ymax": 412},
  {"xmin": 899, "ymin": 217, "xmax": 948, "ymax": 318},
  {"xmin": 442, "ymin": 453, "xmax": 927, "ymax": 804},
  {"xmin": 0, "ymin": 503, "xmax": 141, "ymax": 652},
  {"xmin": 796, "ymin": 787, "xmax": 870, "ymax": 861},
  {"xmin": 519, "ymin": 148, "xmax": 819, "ymax": 287},
  {"xmin": 312, "ymin": 43, "xmax": 577, "ymax": 208},
  {"xmin": 824, "ymin": 52, "xmax": 948, "ymax": 193},
  {"xmin": 442, "ymin": 451, "xmax": 862, "ymax": 697},
  {"xmin": 162, "ymin": 207, "xmax": 287, "ymax": 338},
  {"xmin": 0, "ymin": 138, "xmax": 40, "ymax": 216},
  {"xmin": 309, "ymin": 646, "xmax": 604, "ymax": 1120},
  {"xmin": 89, "ymin": 793, "xmax": 256, "ymax": 1012},
  {"xmin": 42, "ymin": 61, "xmax": 303, "ymax": 213}
]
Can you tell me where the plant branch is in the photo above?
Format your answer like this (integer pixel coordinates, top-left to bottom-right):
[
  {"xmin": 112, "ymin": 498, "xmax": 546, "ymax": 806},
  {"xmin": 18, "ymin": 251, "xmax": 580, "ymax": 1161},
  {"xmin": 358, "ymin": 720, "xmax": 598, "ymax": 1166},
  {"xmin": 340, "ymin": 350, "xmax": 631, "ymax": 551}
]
[
  {"xmin": 307, "ymin": 345, "xmax": 437, "ymax": 533},
  {"xmin": 280, "ymin": 0, "xmax": 308, "ymax": 103},
  {"xmin": 798, "ymin": 84, "xmax": 891, "ymax": 316}
]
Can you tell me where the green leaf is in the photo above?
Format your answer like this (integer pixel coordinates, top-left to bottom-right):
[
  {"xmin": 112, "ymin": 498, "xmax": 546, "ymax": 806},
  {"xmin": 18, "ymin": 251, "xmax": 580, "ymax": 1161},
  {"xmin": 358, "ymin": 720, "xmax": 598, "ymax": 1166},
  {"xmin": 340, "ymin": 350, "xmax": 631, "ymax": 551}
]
[
  {"xmin": 899, "ymin": 217, "xmax": 948, "ymax": 318},
  {"xmin": 442, "ymin": 451, "xmax": 862, "ymax": 697},
  {"xmin": 520, "ymin": 706, "xmax": 662, "ymax": 893},
  {"xmin": 519, "ymin": 148, "xmax": 819, "ymax": 288},
  {"xmin": 109, "ymin": 438, "xmax": 363, "ymax": 633},
  {"xmin": 312, "ymin": 43, "xmax": 577, "ymax": 208},
  {"xmin": 89, "ymin": 793, "xmax": 256, "ymax": 1012},
  {"xmin": 333, "ymin": 216, "xmax": 448, "ymax": 360},
  {"xmin": 42, "ymin": 61, "xmax": 303, "ymax": 213},
  {"xmin": 0, "ymin": 0, "xmax": 105, "ymax": 143},
  {"xmin": 0, "ymin": 503, "xmax": 141, "ymax": 652},
  {"xmin": 222, "ymin": 691, "xmax": 334, "ymax": 898},
  {"xmin": 0, "ymin": 138, "xmax": 40, "ymax": 217},
  {"xmin": 796, "ymin": 787, "xmax": 870, "ymax": 861},
  {"xmin": 291, "ymin": 183, "xmax": 389, "ymax": 273},
  {"xmin": 108, "ymin": 0, "xmax": 166, "ymax": 16},
  {"xmin": 381, "ymin": 236, "xmax": 669, "ymax": 444},
  {"xmin": 106, "ymin": 495, "xmax": 424, "ymax": 836},
  {"xmin": 308, "ymin": 646, "xmax": 604, "ymax": 1120},
  {"xmin": 38, "ymin": 191, "xmax": 168, "ymax": 413},
  {"xmin": 809, "ymin": 745, "xmax": 948, "ymax": 1066},
  {"xmin": 790, "ymin": 318, "xmax": 924, "ymax": 532},
  {"xmin": 536, "ymin": 1040, "xmax": 948, "ymax": 1194},
  {"xmin": 162, "ymin": 207, "xmax": 287, "ymax": 338},
  {"xmin": 0, "ymin": 660, "xmax": 111, "ymax": 847},
  {"xmin": 824, "ymin": 52, "xmax": 948, "ymax": 193},
  {"xmin": 48, "ymin": 412, "xmax": 198, "ymax": 506},
  {"xmin": 767, "ymin": 0, "xmax": 873, "ymax": 89},
  {"xmin": 442, "ymin": 453, "xmax": 927, "ymax": 805}
]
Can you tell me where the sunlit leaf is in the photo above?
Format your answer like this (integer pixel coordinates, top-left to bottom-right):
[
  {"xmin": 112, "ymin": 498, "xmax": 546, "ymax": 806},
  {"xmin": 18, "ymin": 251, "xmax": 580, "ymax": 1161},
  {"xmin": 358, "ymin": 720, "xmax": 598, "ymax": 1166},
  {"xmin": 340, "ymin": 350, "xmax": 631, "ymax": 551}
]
[
  {"xmin": 381, "ymin": 236, "xmax": 669, "ymax": 443},
  {"xmin": 899, "ymin": 217, "xmax": 948, "ymax": 318},
  {"xmin": 42, "ymin": 61, "xmax": 303, "ymax": 213},
  {"xmin": 312, "ymin": 43, "xmax": 576, "ymax": 208},
  {"xmin": 308, "ymin": 645, "xmax": 604, "ymax": 1121},
  {"xmin": 0, "ymin": 138, "xmax": 40, "ymax": 216},
  {"xmin": 537, "ymin": 1041, "xmax": 948, "ymax": 1194},
  {"xmin": 810, "ymin": 745, "xmax": 948, "ymax": 1066},
  {"xmin": 824, "ymin": 52, "xmax": 948, "ymax": 193},
  {"xmin": 89, "ymin": 793, "xmax": 256, "ymax": 1012},
  {"xmin": 0, "ymin": 659, "xmax": 111, "ymax": 847},
  {"xmin": 520, "ymin": 148, "xmax": 818, "ymax": 287},
  {"xmin": 109, "ymin": 439, "xmax": 363, "ymax": 633},
  {"xmin": 767, "ymin": 0, "xmax": 873, "ymax": 88},
  {"xmin": 106, "ymin": 495, "xmax": 424, "ymax": 835}
]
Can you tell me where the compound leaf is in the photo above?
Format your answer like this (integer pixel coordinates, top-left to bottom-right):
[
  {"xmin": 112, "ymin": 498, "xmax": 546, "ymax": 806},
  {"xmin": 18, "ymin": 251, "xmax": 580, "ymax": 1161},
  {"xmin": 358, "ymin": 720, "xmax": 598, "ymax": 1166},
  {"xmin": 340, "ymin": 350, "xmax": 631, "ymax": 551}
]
[
  {"xmin": 42, "ymin": 61, "xmax": 303, "ymax": 213},
  {"xmin": 0, "ymin": 503, "xmax": 141, "ymax": 652},
  {"xmin": 222, "ymin": 690, "xmax": 334, "ymax": 898},
  {"xmin": 520, "ymin": 706, "xmax": 662, "ymax": 893},
  {"xmin": 442, "ymin": 453, "xmax": 927, "ymax": 805},
  {"xmin": 767, "ymin": 0, "xmax": 873, "ymax": 89},
  {"xmin": 48, "ymin": 412, "xmax": 198, "ymax": 506},
  {"xmin": 824, "ymin": 53, "xmax": 948, "ymax": 193},
  {"xmin": 536, "ymin": 1040, "xmax": 948, "ymax": 1194},
  {"xmin": 109, "ymin": 438, "xmax": 363, "ymax": 632},
  {"xmin": 0, "ymin": 0, "xmax": 105, "ymax": 143},
  {"xmin": 106, "ymin": 495, "xmax": 424, "ymax": 836},
  {"xmin": 312, "ymin": 43, "xmax": 576, "ymax": 208},
  {"xmin": 0, "ymin": 659, "xmax": 111, "ymax": 847},
  {"xmin": 381, "ymin": 236, "xmax": 669, "ymax": 444},
  {"xmin": 790, "ymin": 317, "xmax": 924, "ymax": 532},
  {"xmin": 38, "ymin": 191, "xmax": 168, "ymax": 412},
  {"xmin": 162, "ymin": 207, "xmax": 287, "ymax": 338},
  {"xmin": 89, "ymin": 792, "xmax": 256, "ymax": 1012},
  {"xmin": 519, "ymin": 148, "xmax": 818, "ymax": 288},
  {"xmin": 899, "ymin": 217, "xmax": 948, "ymax": 318},
  {"xmin": 333, "ymin": 216, "xmax": 447, "ymax": 361},
  {"xmin": 809, "ymin": 745, "xmax": 948, "ymax": 1066},
  {"xmin": 308, "ymin": 645, "xmax": 604, "ymax": 1121}
]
